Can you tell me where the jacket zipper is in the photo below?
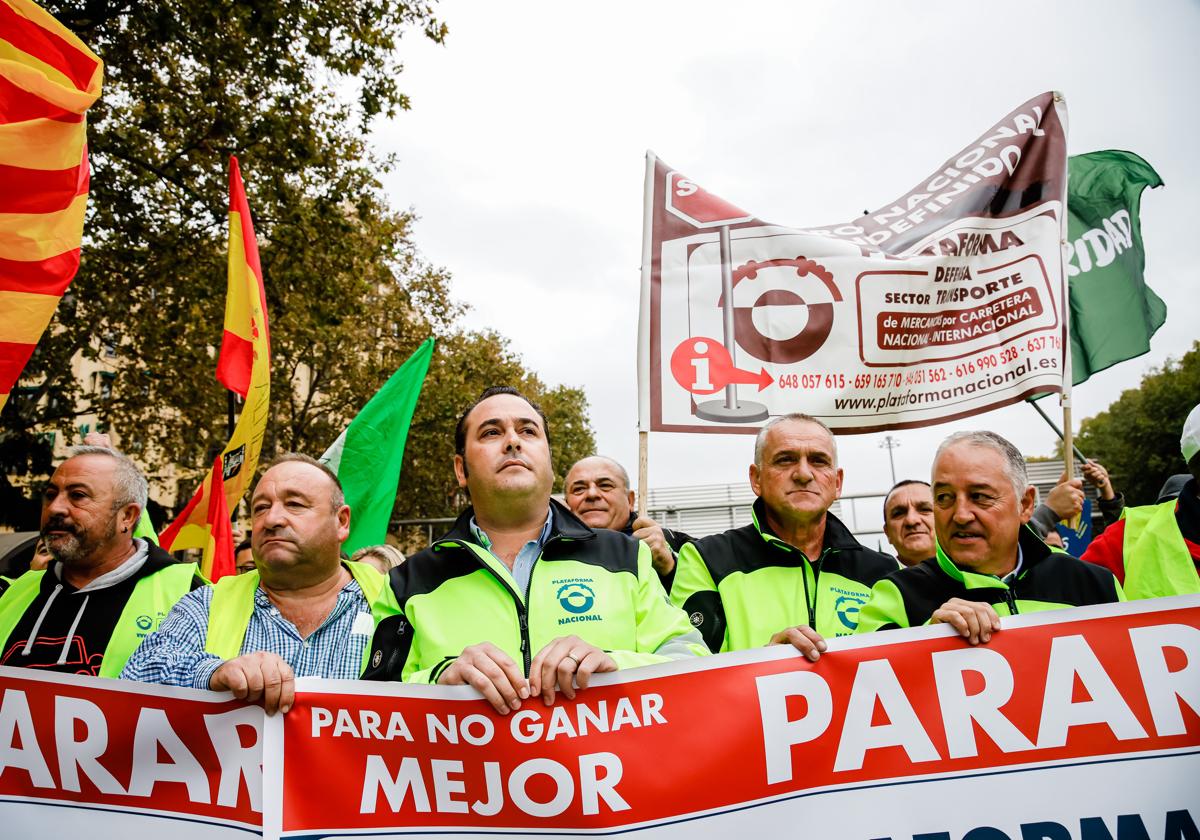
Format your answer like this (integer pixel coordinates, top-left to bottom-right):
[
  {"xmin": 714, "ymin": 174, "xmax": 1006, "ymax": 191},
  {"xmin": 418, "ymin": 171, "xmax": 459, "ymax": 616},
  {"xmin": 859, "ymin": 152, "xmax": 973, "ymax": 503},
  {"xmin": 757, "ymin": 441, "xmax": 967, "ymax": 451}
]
[
  {"xmin": 518, "ymin": 536, "xmax": 565, "ymax": 676},
  {"xmin": 806, "ymin": 549, "xmax": 830, "ymax": 630},
  {"xmin": 448, "ymin": 536, "xmax": 553, "ymax": 679},
  {"xmin": 519, "ymin": 571, "xmax": 534, "ymax": 676},
  {"xmin": 1004, "ymin": 585, "xmax": 1019, "ymax": 616}
]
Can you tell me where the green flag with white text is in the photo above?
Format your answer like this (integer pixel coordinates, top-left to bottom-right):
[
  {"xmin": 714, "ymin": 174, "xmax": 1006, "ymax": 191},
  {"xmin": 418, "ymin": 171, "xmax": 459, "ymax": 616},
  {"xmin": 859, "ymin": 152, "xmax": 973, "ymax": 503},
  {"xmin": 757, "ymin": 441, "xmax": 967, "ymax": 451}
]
[
  {"xmin": 1066, "ymin": 150, "xmax": 1166, "ymax": 384},
  {"xmin": 320, "ymin": 338, "xmax": 434, "ymax": 554}
]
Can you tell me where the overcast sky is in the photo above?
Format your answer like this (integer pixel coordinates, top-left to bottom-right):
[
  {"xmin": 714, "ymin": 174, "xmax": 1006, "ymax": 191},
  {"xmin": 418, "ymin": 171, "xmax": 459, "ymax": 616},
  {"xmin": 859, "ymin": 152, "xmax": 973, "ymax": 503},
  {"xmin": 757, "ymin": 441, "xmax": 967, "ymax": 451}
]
[{"xmin": 374, "ymin": 0, "xmax": 1200, "ymax": 528}]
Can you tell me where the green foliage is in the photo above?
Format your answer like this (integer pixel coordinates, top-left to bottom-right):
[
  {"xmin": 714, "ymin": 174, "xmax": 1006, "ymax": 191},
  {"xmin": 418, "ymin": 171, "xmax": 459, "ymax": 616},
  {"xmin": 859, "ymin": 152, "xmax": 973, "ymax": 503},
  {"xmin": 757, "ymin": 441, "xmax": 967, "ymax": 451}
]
[
  {"xmin": 1075, "ymin": 342, "xmax": 1200, "ymax": 505},
  {"xmin": 1, "ymin": 1, "xmax": 595, "ymax": 528},
  {"xmin": 396, "ymin": 331, "xmax": 596, "ymax": 521}
]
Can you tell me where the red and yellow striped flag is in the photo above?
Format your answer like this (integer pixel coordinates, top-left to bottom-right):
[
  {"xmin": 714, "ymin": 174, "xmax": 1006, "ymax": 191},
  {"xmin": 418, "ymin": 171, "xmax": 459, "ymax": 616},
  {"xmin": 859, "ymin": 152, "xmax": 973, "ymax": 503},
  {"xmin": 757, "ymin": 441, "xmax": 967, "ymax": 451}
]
[
  {"xmin": 0, "ymin": 0, "xmax": 102, "ymax": 411},
  {"xmin": 161, "ymin": 157, "xmax": 271, "ymax": 580},
  {"xmin": 160, "ymin": 455, "xmax": 233, "ymax": 581}
]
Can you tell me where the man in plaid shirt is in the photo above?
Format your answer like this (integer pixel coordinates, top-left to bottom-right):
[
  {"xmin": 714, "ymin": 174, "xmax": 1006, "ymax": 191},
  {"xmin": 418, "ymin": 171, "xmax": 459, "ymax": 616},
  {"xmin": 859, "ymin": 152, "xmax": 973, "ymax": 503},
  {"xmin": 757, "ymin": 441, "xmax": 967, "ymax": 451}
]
[{"xmin": 122, "ymin": 454, "xmax": 383, "ymax": 714}]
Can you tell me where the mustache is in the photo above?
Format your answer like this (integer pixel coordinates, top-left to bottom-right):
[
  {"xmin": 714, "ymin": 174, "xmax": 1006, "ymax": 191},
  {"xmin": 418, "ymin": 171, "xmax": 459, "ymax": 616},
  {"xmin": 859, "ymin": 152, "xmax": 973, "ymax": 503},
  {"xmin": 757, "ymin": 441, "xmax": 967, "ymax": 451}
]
[
  {"xmin": 41, "ymin": 515, "xmax": 77, "ymax": 536},
  {"xmin": 259, "ymin": 526, "xmax": 299, "ymax": 542}
]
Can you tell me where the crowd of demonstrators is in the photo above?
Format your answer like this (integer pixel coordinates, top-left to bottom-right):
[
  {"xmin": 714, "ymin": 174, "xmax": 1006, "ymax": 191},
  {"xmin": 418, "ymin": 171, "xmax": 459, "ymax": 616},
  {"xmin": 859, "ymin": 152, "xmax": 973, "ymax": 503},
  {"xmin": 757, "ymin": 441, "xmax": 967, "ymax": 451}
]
[
  {"xmin": 360, "ymin": 387, "xmax": 707, "ymax": 715},
  {"xmin": 3, "ymin": 386, "xmax": 1197, "ymax": 718},
  {"xmin": 563, "ymin": 454, "xmax": 690, "ymax": 587},
  {"xmin": 670, "ymin": 414, "xmax": 897, "ymax": 659}
]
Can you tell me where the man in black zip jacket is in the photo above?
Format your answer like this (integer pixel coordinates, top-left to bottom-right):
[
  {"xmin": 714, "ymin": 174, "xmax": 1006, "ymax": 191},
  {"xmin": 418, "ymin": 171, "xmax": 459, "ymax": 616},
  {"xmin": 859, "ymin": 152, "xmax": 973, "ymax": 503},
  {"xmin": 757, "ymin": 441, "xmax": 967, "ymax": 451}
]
[
  {"xmin": 362, "ymin": 387, "xmax": 706, "ymax": 715},
  {"xmin": 856, "ymin": 431, "xmax": 1124, "ymax": 640},
  {"xmin": 670, "ymin": 414, "xmax": 898, "ymax": 657}
]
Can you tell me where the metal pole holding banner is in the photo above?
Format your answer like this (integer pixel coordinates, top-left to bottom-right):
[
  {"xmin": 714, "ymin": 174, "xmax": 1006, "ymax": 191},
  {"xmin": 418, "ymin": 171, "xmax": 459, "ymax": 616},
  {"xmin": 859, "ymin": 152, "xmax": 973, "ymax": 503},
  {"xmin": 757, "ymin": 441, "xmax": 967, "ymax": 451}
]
[
  {"xmin": 695, "ymin": 225, "xmax": 767, "ymax": 423},
  {"xmin": 718, "ymin": 226, "xmax": 739, "ymax": 411},
  {"xmin": 1054, "ymin": 91, "xmax": 1076, "ymax": 483},
  {"xmin": 638, "ymin": 430, "xmax": 648, "ymax": 518}
]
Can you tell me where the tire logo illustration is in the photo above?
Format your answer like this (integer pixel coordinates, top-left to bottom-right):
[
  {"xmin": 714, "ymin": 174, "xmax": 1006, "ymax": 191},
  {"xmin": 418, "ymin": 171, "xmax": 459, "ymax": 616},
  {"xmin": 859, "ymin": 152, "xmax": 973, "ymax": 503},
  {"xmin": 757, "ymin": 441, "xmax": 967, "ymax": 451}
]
[
  {"xmin": 834, "ymin": 594, "xmax": 867, "ymax": 630},
  {"xmin": 557, "ymin": 583, "xmax": 596, "ymax": 615},
  {"xmin": 718, "ymin": 257, "xmax": 843, "ymax": 364}
]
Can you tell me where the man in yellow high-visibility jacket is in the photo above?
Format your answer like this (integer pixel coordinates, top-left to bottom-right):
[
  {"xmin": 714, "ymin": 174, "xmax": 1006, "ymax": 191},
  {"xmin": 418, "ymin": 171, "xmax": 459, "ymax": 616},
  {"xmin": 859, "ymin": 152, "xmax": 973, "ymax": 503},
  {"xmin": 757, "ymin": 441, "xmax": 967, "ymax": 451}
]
[
  {"xmin": 1082, "ymin": 403, "xmax": 1200, "ymax": 598},
  {"xmin": 122, "ymin": 454, "xmax": 383, "ymax": 714},
  {"xmin": 0, "ymin": 446, "xmax": 202, "ymax": 677}
]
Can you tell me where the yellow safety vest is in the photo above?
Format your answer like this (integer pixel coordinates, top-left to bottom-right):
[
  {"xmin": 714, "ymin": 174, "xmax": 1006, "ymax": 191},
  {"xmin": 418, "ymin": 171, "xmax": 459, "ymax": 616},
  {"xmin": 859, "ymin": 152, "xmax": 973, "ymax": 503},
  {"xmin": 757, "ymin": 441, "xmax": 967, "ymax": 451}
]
[
  {"xmin": 0, "ymin": 563, "xmax": 197, "ymax": 678},
  {"xmin": 204, "ymin": 560, "xmax": 385, "ymax": 671},
  {"xmin": 1121, "ymin": 499, "xmax": 1200, "ymax": 600}
]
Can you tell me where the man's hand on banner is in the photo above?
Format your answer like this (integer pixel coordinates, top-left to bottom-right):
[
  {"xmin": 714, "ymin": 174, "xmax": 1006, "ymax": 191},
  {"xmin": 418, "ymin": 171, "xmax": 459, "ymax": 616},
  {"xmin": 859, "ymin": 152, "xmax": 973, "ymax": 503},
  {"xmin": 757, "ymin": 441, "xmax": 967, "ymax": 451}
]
[
  {"xmin": 438, "ymin": 642, "xmax": 529, "ymax": 715},
  {"xmin": 631, "ymin": 516, "xmax": 676, "ymax": 576},
  {"xmin": 768, "ymin": 625, "xmax": 827, "ymax": 661},
  {"xmin": 210, "ymin": 651, "xmax": 296, "ymax": 714},
  {"xmin": 930, "ymin": 598, "xmax": 1001, "ymax": 645},
  {"xmin": 529, "ymin": 635, "xmax": 617, "ymax": 706}
]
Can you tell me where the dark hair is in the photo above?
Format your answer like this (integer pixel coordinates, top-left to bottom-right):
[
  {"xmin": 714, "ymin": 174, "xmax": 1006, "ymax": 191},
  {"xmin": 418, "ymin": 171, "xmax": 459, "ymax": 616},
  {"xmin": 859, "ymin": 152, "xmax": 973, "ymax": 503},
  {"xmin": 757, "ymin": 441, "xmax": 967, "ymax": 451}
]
[
  {"xmin": 454, "ymin": 386, "xmax": 552, "ymax": 458},
  {"xmin": 259, "ymin": 452, "xmax": 345, "ymax": 508},
  {"xmin": 1189, "ymin": 452, "xmax": 1200, "ymax": 485},
  {"xmin": 882, "ymin": 479, "xmax": 931, "ymax": 517},
  {"xmin": 235, "ymin": 539, "xmax": 252, "ymax": 554}
]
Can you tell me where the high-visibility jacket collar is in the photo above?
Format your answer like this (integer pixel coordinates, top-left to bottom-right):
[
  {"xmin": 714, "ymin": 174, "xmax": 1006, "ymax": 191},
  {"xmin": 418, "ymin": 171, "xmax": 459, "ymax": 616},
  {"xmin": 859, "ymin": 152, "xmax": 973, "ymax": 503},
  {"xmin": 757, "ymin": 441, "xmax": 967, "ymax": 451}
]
[
  {"xmin": 749, "ymin": 497, "xmax": 861, "ymax": 557},
  {"xmin": 935, "ymin": 523, "xmax": 1053, "ymax": 590}
]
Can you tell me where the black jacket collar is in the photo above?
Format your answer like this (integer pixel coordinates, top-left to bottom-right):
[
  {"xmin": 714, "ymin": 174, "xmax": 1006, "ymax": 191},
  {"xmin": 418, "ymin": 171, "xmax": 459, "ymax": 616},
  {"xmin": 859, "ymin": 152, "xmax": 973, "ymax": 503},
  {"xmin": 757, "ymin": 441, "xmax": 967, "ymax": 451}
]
[{"xmin": 751, "ymin": 497, "xmax": 862, "ymax": 552}]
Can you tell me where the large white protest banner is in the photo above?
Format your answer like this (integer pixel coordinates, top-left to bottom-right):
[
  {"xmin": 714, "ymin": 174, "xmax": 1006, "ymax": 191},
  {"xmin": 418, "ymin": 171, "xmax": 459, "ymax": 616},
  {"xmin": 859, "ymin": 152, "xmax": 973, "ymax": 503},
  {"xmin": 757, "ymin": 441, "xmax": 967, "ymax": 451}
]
[
  {"xmin": 3, "ymin": 597, "xmax": 1196, "ymax": 839},
  {"xmin": 0, "ymin": 668, "xmax": 263, "ymax": 837},
  {"xmin": 638, "ymin": 92, "xmax": 1070, "ymax": 433},
  {"xmin": 263, "ymin": 596, "xmax": 1199, "ymax": 839}
]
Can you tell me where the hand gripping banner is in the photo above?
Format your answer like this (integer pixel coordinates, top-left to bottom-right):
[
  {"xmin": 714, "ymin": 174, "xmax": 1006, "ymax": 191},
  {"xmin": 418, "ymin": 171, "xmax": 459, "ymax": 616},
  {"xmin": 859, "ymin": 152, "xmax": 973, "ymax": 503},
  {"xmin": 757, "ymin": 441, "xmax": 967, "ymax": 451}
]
[{"xmin": 638, "ymin": 91, "xmax": 1070, "ymax": 434}]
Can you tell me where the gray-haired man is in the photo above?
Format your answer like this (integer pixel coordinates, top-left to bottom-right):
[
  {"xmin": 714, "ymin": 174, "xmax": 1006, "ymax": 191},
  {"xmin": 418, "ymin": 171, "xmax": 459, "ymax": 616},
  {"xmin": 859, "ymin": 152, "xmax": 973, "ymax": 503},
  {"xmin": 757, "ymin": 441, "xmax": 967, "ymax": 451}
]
[
  {"xmin": 856, "ymin": 431, "xmax": 1124, "ymax": 641},
  {"xmin": 0, "ymin": 446, "xmax": 202, "ymax": 677}
]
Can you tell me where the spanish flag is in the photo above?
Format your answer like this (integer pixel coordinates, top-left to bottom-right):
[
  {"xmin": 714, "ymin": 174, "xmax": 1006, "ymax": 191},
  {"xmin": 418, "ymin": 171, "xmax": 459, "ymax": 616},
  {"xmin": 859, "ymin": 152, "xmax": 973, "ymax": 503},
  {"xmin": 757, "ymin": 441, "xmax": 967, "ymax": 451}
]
[
  {"xmin": 0, "ymin": 0, "xmax": 102, "ymax": 411},
  {"xmin": 161, "ymin": 157, "xmax": 270, "ymax": 580}
]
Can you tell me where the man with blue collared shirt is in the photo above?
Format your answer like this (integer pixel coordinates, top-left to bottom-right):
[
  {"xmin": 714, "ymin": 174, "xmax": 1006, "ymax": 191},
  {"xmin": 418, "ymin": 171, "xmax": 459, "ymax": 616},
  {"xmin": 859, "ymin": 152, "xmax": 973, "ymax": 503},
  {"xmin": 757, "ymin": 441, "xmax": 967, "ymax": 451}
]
[
  {"xmin": 855, "ymin": 431, "xmax": 1123, "ymax": 640},
  {"xmin": 363, "ymin": 386, "xmax": 706, "ymax": 715},
  {"xmin": 122, "ymin": 454, "xmax": 384, "ymax": 714}
]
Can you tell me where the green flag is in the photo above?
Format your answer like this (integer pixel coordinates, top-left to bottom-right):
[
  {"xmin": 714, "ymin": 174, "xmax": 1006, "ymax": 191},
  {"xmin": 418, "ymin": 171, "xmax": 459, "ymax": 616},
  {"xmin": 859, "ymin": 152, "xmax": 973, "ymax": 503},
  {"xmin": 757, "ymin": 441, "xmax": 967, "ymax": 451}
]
[
  {"xmin": 320, "ymin": 337, "xmax": 434, "ymax": 554},
  {"xmin": 1066, "ymin": 150, "xmax": 1166, "ymax": 384}
]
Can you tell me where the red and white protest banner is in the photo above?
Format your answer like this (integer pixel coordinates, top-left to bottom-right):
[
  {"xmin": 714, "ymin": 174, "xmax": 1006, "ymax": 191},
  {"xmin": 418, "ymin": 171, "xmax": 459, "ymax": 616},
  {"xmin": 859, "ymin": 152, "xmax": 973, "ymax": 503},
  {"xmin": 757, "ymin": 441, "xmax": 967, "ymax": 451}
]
[
  {"xmin": 0, "ymin": 668, "xmax": 262, "ymax": 837},
  {"xmin": 264, "ymin": 596, "xmax": 1199, "ymax": 840},
  {"xmin": 638, "ymin": 91, "xmax": 1070, "ymax": 433}
]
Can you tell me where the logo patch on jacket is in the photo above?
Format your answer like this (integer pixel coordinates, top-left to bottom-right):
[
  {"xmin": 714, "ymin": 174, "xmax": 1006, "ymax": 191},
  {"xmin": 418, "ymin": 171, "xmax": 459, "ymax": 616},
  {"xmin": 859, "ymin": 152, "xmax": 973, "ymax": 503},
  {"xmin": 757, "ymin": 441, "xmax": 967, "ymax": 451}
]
[
  {"xmin": 832, "ymin": 589, "xmax": 868, "ymax": 631},
  {"xmin": 554, "ymin": 578, "xmax": 601, "ymax": 624}
]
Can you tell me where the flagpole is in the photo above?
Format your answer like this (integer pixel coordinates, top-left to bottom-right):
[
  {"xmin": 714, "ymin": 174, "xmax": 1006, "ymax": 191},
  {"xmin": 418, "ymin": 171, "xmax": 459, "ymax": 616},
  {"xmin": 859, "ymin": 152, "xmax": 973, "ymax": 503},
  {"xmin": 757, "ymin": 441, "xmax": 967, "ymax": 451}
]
[
  {"xmin": 1055, "ymin": 91, "xmax": 1075, "ymax": 481},
  {"xmin": 1027, "ymin": 398, "xmax": 1087, "ymax": 463},
  {"xmin": 637, "ymin": 153, "xmax": 655, "ymax": 520},
  {"xmin": 638, "ymin": 430, "xmax": 648, "ymax": 518}
]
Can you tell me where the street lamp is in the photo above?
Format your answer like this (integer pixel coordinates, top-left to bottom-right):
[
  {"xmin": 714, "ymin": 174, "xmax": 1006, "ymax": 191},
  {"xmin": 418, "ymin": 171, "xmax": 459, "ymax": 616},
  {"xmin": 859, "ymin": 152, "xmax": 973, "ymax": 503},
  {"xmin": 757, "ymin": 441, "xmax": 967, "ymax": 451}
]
[{"xmin": 879, "ymin": 435, "xmax": 900, "ymax": 485}]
